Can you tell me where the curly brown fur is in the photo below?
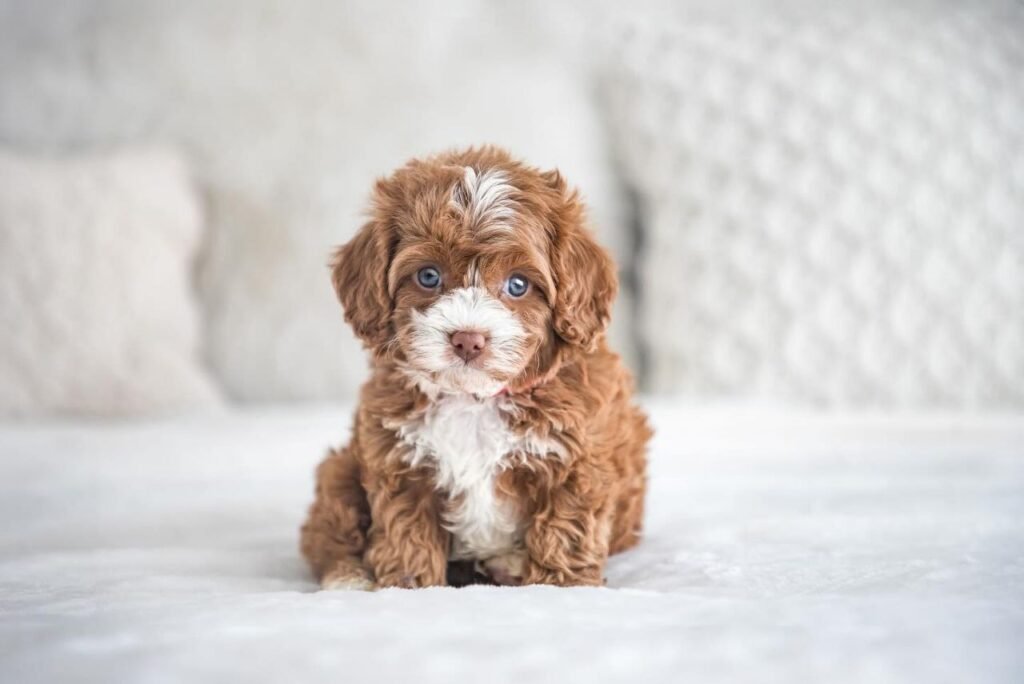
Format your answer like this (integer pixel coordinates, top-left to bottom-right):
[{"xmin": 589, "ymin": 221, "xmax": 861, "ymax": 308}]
[{"xmin": 300, "ymin": 146, "xmax": 650, "ymax": 588}]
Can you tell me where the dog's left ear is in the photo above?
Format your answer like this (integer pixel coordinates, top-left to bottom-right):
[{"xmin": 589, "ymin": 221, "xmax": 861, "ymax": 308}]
[
  {"xmin": 330, "ymin": 183, "xmax": 396, "ymax": 350},
  {"xmin": 544, "ymin": 170, "xmax": 618, "ymax": 352}
]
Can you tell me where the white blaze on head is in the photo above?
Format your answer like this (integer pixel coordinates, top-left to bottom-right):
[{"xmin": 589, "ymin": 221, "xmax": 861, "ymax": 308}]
[
  {"xmin": 451, "ymin": 166, "xmax": 516, "ymax": 233},
  {"xmin": 408, "ymin": 287, "xmax": 526, "ymax": 395}
]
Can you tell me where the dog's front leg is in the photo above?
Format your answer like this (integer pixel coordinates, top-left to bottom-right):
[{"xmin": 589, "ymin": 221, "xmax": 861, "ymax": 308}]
[
  {"xmin": 520, "ymin": 469, "xmax": 612, "ymax": 587},
  {"xmin": 363, "ymin": 469, "xmax": 449, "ymax": 588}
]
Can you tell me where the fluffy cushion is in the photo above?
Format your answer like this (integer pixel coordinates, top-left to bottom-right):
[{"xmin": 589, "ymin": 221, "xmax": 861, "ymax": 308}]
[
  {"xmin": 0, "ymin": 149, "xmax": 222, "ymax": 417},
  {"xmin": 605, "ymin": 3, "xmax": 1024, "ymax": 407},
  {"xmin": 0, "ymin": 1, "xmax": 630, "ymax": 401}
]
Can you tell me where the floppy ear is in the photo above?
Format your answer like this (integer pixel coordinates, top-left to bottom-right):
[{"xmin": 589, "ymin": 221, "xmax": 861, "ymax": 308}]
[
  {"xmin": 545, "ymin": 171, "xmax": 618, "ymax": 351},
  {"xmin": 330, "ymin": 217, "xmax": 394, "ymax": 349}
]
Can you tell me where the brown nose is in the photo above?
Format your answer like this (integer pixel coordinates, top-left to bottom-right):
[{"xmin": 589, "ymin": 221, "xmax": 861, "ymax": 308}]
[{"xmin": 450, "ymin": 331, "xmax": 486, "ymax": 362}]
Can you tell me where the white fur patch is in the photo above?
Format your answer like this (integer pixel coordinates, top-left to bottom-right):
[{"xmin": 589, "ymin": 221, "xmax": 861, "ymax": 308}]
[
  {"xmin": 407, "ymin": 286, "xmax": 525, "ymax": 396},
  {"xmin": 452, "ymin": 166, "xmax": 516, "ymax": 232},
  {"xmin": 395, "ymin": 394, "xmax": 563, "ymax": 561}
]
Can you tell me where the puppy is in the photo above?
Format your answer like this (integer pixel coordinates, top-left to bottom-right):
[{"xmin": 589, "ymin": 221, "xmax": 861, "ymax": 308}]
[{"xmin": 300, "ymin": 146, "xmax": 650, "ymax": 589}]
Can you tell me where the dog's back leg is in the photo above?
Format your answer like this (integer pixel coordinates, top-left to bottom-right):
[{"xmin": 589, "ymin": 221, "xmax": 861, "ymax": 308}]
[{"xmin": 300, "ymin": 446, "xmax": 374, "ymax": 590}]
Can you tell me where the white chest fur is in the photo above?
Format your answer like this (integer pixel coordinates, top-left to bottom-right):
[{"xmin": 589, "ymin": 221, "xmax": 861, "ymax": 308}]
[{"xmin": 395, "ymin": 394, "xmax": 559, "ymax": 560}]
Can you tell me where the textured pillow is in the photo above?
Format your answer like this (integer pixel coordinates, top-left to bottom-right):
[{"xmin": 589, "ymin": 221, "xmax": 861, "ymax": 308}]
[
  {"xmin": 0, "ymin": 149, "xmax": 222, "ymax": 418},
  {"xmin": 605, "ymin": 3, "xmax": 1024, "ymax": 407}
]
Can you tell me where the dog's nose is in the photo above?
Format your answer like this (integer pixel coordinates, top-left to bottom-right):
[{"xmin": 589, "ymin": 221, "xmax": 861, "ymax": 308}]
[{"xmin": 450, "ymin": 331, "xmax": 486, "ymax": 362}]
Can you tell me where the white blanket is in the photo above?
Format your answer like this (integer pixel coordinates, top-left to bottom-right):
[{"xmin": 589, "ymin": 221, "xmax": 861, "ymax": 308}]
[{"xmin": 1, "ymin": 403, "xmax": 1022, "ymax": 683}]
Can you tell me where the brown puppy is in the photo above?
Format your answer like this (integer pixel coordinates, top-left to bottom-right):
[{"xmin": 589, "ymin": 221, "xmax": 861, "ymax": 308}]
[{"xmin": 300, "ymin": 146, "xmax": 650, "ymax": 589}]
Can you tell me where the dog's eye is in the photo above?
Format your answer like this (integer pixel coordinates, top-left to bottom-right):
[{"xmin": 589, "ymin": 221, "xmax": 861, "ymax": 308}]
[
  {"xmin": 416, "ymin": 266, "xmax": 441, "ymax": 290},
  {"xmin": 504, "ymin": 274, "xmax": 529, "ymax": 298}
]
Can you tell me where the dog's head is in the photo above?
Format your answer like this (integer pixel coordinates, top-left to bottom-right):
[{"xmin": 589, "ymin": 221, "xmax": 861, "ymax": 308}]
[{"xmin": 331, "ymin": 147, "xmax": 616, "ymax": 397}]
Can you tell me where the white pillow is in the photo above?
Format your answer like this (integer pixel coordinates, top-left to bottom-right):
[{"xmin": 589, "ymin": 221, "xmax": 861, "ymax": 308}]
[
  {"xmin": 0, "ymin": 149, "xmax": 222, "ymax": 418},
  {"xmin": 605, "ymin": 4, "xmax": 1024, "ymax": 407}
]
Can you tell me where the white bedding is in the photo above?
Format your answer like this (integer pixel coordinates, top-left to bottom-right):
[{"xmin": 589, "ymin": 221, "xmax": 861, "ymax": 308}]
[{"xmin": 1, "ymin": 402, "xmax": 1022, "ymax": 683}]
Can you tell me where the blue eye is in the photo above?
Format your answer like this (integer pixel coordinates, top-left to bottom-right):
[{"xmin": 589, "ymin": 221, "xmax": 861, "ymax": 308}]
[
  {"xmin": 504, "ymin": 274, "xmax": 529, "ymax": 298},
  {"xmin": 416, "ymin": 266, "xmax": 441, "ymax": 289}
]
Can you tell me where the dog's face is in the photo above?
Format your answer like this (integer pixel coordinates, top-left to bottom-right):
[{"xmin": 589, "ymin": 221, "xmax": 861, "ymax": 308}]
[{"xmin": 332, "ymin": 148, "xmax": 616, "ymax": 396}]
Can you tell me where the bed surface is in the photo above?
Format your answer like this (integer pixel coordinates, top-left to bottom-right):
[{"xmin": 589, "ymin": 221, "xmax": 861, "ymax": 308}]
[{"xmin": 1, "ymin": 402, "xmax": 1022, "ymax": 683}]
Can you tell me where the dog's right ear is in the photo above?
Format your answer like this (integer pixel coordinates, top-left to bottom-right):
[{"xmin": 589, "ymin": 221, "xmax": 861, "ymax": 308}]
[{"xmin": 330, "ymin": 216, "xmax": 394, "ymax": 350}]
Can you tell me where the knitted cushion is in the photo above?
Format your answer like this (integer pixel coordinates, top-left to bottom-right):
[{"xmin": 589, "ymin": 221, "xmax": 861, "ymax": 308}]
[{"xmin": 605, "ymin": 3, "xmax": 1024, "ymax": 407}]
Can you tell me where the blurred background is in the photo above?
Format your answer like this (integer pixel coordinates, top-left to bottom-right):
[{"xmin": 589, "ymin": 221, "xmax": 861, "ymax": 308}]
[{"xmin": 1, "ymin": 0, "xmax": 1022, "ymax": 417}]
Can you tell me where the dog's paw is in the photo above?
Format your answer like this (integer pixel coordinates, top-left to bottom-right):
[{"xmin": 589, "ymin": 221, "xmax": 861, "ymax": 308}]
[
  {"xmin": 482, "ymin": 551, "xmax": 526, "ymax": 586},
  {"xmin": 320, "ymin": 564, "xmax": 375, "ymax": 591}
]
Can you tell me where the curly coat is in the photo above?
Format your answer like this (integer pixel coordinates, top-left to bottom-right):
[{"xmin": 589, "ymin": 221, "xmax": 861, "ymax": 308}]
[{"xmin": 300, "ymin": 147, "xmax": 650, "ymax": 589}]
